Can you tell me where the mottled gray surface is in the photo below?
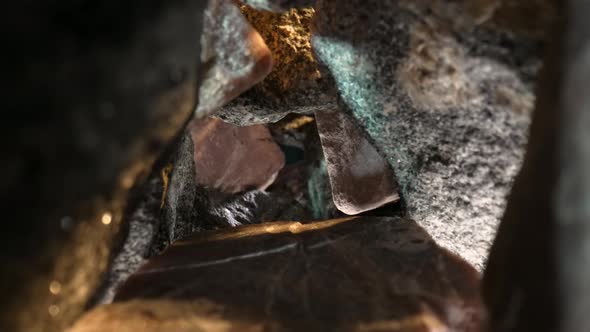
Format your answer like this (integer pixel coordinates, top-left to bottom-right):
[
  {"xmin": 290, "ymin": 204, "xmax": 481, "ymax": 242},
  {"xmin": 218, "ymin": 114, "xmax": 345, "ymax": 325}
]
[
  {"xmin": 92, "ymin": 175, "xmax": 164, "ymax": 305},
  {"xmin": 241, "ymin": 0, "xmax": 316, "ymax": 12},
  {"xmin": 313, "ymin": 0, "xmax": 538, "ymax": 269},
  {"xmin": 161, "ymin": 131, "xmax": 199, "ymax": 245},
  {"xmin": 215, "ymin": 81, "xmax": 336, "ymax": 125}
]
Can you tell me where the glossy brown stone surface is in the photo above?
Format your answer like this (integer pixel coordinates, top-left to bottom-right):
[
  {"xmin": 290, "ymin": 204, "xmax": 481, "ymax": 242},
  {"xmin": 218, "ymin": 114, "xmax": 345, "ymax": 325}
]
[
  {"xmin": 190, "ymin": 117, "xmax": 285, "ymax": 194},
  {"xmin": 316, "ymin": 110, "xmax": 399, "ymax": 215},
  {"xmin": 70, "ymin": 217, "xmax": 483, "ymax": 331}
]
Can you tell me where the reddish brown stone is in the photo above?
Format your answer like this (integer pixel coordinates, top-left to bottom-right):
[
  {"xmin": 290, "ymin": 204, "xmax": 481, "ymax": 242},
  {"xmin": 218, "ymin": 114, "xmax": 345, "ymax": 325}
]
[
  {"xmin": 190, "ymin": 117, "xmax": 285, "ymax": 194},
  {"xmin": 315, "ymin": 110, "xmax": 400, "ymax": 215},
  {"xmin": 69, "ymin": 217, "xmax": 483, "ymax": 332}
]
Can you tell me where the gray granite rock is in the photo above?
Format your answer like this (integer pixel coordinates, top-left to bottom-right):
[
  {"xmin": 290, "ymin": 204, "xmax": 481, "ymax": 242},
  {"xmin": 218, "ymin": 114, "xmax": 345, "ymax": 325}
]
[
  {"xmin": 215, "ymin": 81, "xmax": 337, "ymax": 126},
  {"xmin": 312, "ymin": 0, "xmax": 539, "ymax": 269},
  {"xmin": 160, "ymin": 131, "xmax": 200, "ymax": 246}
]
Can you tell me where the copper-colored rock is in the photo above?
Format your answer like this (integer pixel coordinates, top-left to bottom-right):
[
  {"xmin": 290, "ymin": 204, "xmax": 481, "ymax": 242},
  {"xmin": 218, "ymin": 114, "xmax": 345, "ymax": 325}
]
[
  {"xmin": 190, "ymin": 117, "xmax": 285, "ymax": 194},
  {"xmin": 315, "ymin": 110, "xmax": 400, "ymax": 215},
  {"xmin": 239, "ymin": 5, "xmax": 319, "ymax": 97},
  {"xmin": 70, "ymin": 217, "xmax": 482, "ymax": 332},
  {"xmin": 197, "ymin": 0, "xmax": 273, "ymax": 116}
]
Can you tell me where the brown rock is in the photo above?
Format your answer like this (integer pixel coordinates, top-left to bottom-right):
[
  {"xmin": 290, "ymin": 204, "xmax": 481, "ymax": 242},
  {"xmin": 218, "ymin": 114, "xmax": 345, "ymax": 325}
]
[
  {"xmin": 190, "ymin": 117, "xmax": 285, "ymax": 194},
  {"xmin": 70, "ymin": 217, "xmax": 482, "ymax": 332},
  {"xmin": 197, "ymin": 0, "xmax": 273, "ymax": 116},
  {"xmin": 239, "ymin": 5, "xmax": 319, "ymax": 97},
  {"xmin": 315, "ymin": 110, "xmax": 400, "ymax": 215}
]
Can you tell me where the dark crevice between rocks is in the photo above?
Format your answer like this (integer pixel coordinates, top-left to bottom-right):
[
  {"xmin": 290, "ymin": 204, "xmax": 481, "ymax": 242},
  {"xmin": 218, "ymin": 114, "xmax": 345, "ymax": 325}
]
[{"xmin": 88, "ymin": 111, "xmax": 406, "ymax": 307}]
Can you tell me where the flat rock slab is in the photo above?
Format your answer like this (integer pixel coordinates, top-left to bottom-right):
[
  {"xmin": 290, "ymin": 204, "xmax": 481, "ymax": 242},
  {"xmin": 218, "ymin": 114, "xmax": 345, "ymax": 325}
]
[
  {"xmin": 190, "ymin": 117, "xmax": 285, "ymax": 194},
  {"xmin": 316, "ymin": 110, "xmax": 399, "ymax": 215},
  {"xmin": 70, "ymin": 217, "xmax": 483, "ymax": 332}
]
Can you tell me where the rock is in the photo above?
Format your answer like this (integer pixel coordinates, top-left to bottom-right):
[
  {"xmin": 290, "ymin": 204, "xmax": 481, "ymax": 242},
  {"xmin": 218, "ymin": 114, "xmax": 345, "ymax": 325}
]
[
  {"xmin": 191, "ymin": 117, "xmax": 285, "ymax": 194},
  {"xmin": 197, "ymin": 0, "xmax": 273, "ymax": 116},
  {"xmin": 316, "ymin": 109, "xmax": 400, "ymax": 215},
  {"xmin": 215, "ymin": 82, "xmax": 336, "ymax": 126},
  {"xmin": 66, "ymin": 299, "xmax": 263, "ymax": 332},
  {"xmin": 89, "ymin": 173, "xmax": 165, "ymax": 306},
  {"xmin": 70, "ymin": 217, "xmax": 483, "ymax": 332},
  {"xmin": 312, "ymin": 0, "xmax": 540, "ymax": 269},
  {"xmin": 205, "ymin": 190, "xmax": 275, "ymax": 227},
  {"xmin": 400, "ymin": 0, "xmax": 556, "ymax": 37},
  {"xmin": 241, "ymin": 0, "xmax": 317, "ymax": 13},
  {"xmin": 307, "ymin": 158, "xmax": 340, "ymax": 220},
  {"xmin": 484, "ymin": 3, "xmax": 590, "ymax": 331},
  {"xmin": 154, "ymin": 131, "xmax": 200, "ymax": 251},
  {"xmin": 238, "ymin": 6, "xmax": 318, "ymax": 97},
  {"xmin": 215, "ymin": 6, "xmax": 337, "ymax": 126},
  {"xmin": 2, "ymin": 2, "xmax": 207, "ymax": 331}
]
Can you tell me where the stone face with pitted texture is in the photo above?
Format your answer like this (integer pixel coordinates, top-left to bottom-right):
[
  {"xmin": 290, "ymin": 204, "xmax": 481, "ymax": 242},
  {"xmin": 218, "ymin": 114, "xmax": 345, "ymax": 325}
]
[{"xmin": 312, "ymin": 0, "xmax": 540, "ymax": 269}]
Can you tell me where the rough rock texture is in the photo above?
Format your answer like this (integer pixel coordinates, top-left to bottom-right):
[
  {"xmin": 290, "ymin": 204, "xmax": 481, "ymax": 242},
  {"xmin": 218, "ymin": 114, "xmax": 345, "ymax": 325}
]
[
  {"xmin": 399, "ymin": 0, "xmax": 556, "ymax": 37},
  {"xmin": 316, "ymin": 109, "xmax": 399, "ymax": 215},
  {"xmin": 155, "ymin": 131, "xmax": 200, "ymax": 251},
  {"xmin": 90, "ymin": 126, "xmax": 291, "ymax": 306},
  {"xmin": 2, "ymin": 2, "xmax": 206, "ymax": 332},
  {"xmin": 312, "ymin": 0, "xmax": 540, "ymax": 269},
  {"xmin": 484, "ymin": 2, "xmax": 590, "ymax": 331},
  {"xmin": 191, "ymin": 117, "xmax": 285, "ymax": 193},
  {"xmin": 197, "ymin": 0, "xmax": 272, "ymax": 116},
  {"xmin": 215, "ymin": 5, "xmax": 337, "ymax": 125},
  {"xmin": 239, "ymin": 6, "xmax": 318, "ymax": 96},
  {"xmin": 70, "ymin": 217, "xmax": 483, "ymax": 332},
  {"xmin": 241, "ymin": 0, "xmax": 317, "ymax": 12},
  {"xmin": 90, "ymin": 174, "xmax": 165, "ymax": 306}
]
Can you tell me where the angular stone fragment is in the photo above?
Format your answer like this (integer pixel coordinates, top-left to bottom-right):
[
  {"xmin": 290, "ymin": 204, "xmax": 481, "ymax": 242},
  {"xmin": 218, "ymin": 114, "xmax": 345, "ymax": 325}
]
[
  {"xmin": 197, "ymin": 0, "xmax": 273, "ymax": 116},
  {"xmin": 312, "ymin": 0, "xmax": 539, "ymax": 268},
  {"xmin": 190, "ymin": 117, "xmax": 285, "ymax": 194},
  {"xmin": 316, "ymin": 110, "xmax": 399, "ymax": 215},
  {"xmin": 70, "ymin": 217, "xmax": 483, "ymax": 332},
  {"xmin": 215, "ymin": 5, "xmax": 337, "ymax": 126}
]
